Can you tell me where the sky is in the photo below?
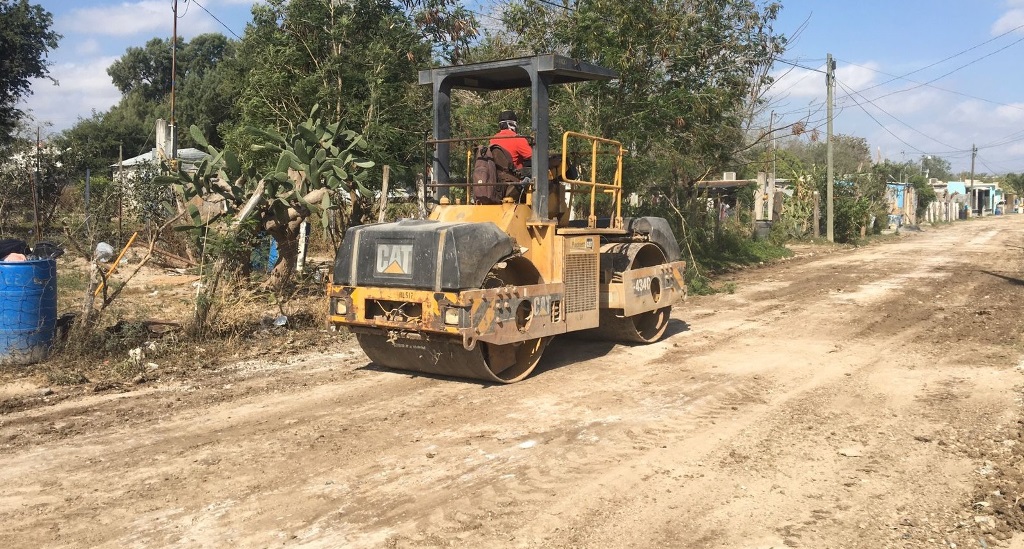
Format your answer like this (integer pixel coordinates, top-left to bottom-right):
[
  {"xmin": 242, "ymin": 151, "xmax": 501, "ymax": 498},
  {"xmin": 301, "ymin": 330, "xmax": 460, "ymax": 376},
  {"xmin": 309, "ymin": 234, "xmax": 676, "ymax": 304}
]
[
  {"xmin": 769, "ymin": 0, "xmax": 1024, "ymax": 177},
  {"xmin": 16, "ymin": 0, "xmax": 1024, "ymax": 176}
]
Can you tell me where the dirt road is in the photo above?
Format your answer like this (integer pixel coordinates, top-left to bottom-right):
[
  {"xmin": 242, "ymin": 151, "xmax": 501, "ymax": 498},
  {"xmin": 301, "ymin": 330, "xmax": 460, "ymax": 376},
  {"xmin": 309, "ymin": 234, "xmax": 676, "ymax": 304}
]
[{"xmin": 3, "ymin": 216, "xmax": 1024, "ymax": 548}]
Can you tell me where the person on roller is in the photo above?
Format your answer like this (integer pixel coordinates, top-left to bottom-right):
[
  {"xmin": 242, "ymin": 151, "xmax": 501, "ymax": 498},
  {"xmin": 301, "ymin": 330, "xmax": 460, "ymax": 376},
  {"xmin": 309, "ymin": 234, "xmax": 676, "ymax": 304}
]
[{"xmin": 490, "ymin": 110, "xmax": 532, "ymax": 170}]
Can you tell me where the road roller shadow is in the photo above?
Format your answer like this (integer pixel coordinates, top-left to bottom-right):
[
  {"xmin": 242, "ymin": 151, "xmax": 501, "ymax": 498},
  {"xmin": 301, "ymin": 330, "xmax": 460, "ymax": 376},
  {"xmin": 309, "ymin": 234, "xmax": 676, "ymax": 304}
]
[
  {"xmin": 355, "ymin": 362, "xmax": 499, "ymax": 386},
  {"xmin": 533, "ymin": 319, "xmax": 691, "ymax": 377},
  {"xmin": 661, "ymin": 318, "xmax": 691, "ymax": 339},
  {"xmin": 354, "ymin": 319, "xmax": 690, "ymax": 385}
]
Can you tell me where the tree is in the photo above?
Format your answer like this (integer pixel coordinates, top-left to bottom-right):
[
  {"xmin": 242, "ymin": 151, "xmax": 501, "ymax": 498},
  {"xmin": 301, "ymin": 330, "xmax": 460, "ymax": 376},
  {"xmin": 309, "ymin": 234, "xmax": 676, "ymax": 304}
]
[
  {"xmin": 60, "ymin": 91, "xmax": 167, "ymax": 175},
  {"xmin": 920, "ymin": 155, "xmax": 952, "ymax": 181},
  {"xmin": 1004, "ymin": 173, "xmax": 1024, "ymax": 196},
  {"xmin": 781, "ymin": 134, "xmax": 872, "ymax": 178},
  {"xmin": 492, "ymin": 0, "xmax": 785, "ymax": 193},
  {"xmin": 231, "ymin": 0, "xmax": 447, "ymax": 183},
  {"xmin": 0, "ymin": 0, "xmax": 60, "ymax": 147},
  {"xmin": 107, "ymin": 38, "xmax": 175, "ymax": 101},
  {"xmin": 0, "ymin": 121, "xmax": 75, "ymax": 235}
]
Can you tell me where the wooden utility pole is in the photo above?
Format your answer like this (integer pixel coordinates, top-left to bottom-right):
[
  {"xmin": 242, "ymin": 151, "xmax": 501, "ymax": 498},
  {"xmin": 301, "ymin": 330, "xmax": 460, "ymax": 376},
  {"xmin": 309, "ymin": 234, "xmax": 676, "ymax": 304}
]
[
  {"xmin": 170, "ymin": 0, "xmax": 178, "ymax": 162},
  {"xmin": 31, "ymin": 126, "xmax": 41, "ymax": 243},
  {"xmin": 378, "ymin": 165, "xmax": 391, "ymax": 223},
  {"xmin": 813, "ymin": 191, "xmax": 821, "ymax": 238},
  {"xmin": 969, "ymin": 144, "xmax": 977, "ymax": 214},
  {"xmin": 118, "ymin": 144, "xmax": 124, "ymax": 245},
  {"xmin": 826, "ymin": 53, "xmax": 835, "ymax": 242}
]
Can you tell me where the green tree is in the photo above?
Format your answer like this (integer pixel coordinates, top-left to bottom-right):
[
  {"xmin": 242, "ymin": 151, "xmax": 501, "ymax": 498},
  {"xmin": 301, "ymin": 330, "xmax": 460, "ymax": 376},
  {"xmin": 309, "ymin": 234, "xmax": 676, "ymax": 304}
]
[
  {"xmin": 60, "ymin": 91, "xmax": 167, "ymax": 175},
  {"xmin": 106, "ymin": 37, "xmax": 175, "ymax": 101},
  {"xmin": 781, "ymin": 134, "xmax": 872, "ymax": 178},
  {"xmin": 0, "ymin": 0, "xmax": 60, "ymax": 147},
  {"xmin": 492, "ymin": 0, "xmax": 785, "ymax": 193},
  {"xmin": 0, "ymin": 122, "xmax": 76, "ymax": 236},
  {"xmin": 232, "ymin": 0, "xmax": 455, "ymax": 183},
  {"xmin": 63, "ymin": 33, "xmax": 241, "ymax": 176},
  {"xmin": 920, "ymin": 155, "xmax": 952, "ymax": 181},
  {"xmin": 1004, "ymin": 173, "xmax": 1024, "ymax": 196}
]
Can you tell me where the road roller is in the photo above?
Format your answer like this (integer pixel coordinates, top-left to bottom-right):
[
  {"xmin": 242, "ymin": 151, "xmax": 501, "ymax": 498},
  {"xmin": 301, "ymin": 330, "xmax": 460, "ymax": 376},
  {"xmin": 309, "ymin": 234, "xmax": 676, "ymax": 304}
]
[{"xmin": 327, "ymin": 54, "xmax": 687, "ymax": 383}]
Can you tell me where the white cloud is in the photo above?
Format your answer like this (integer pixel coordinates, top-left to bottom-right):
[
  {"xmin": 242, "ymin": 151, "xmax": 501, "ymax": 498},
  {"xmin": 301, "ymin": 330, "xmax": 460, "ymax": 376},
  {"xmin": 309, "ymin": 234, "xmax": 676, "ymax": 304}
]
[
  {"xmin": 75, "ymin": 39, "xmax": 102, "ymax": 57},
  {"xmin": 770, "ymin": 66, "xmax": 824, "ymax": 100},
  {"xmin": 17, "ymin": 57, "xmax": 122, "ymax": 131},
  {"xmin": 994, "ymin": 102, "xmax": 1024, "ymax": 122},
  {"xmin": 992, "ymin": 8, "xmax": 1024, "ymax": 35},
  {"xmin": 58, "ymin": 0, "xmax": 219, "ymax": 38},
  {"xmin": 835, "ymin": 63, "xmax": 878, "ymax": 91},
  {"xmin": 59, "ymin": 1, "xmax": 168, "ymax": 37},
  {"xmin": 870, "ymin": 87, "xmax": 943, "ymax": 117},
  {"xmin": 769, "ymin": 61, "xmax": 879, "ymax": 103}
]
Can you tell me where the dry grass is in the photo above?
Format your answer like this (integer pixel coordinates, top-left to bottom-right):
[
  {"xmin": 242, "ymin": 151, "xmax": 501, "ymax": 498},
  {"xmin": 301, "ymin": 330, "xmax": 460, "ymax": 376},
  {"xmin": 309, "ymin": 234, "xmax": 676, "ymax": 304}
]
[{"xmin": 1, "ymin": 254, "xmax": 337, "ymax": 390}]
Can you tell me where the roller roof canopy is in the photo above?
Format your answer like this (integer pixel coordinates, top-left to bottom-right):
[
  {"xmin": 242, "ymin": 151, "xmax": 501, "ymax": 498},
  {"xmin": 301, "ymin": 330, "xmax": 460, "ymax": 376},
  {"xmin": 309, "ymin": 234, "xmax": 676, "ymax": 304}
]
[{"xmin": 418, "ymin": 54, "xmax": 617, "ymax": 91}]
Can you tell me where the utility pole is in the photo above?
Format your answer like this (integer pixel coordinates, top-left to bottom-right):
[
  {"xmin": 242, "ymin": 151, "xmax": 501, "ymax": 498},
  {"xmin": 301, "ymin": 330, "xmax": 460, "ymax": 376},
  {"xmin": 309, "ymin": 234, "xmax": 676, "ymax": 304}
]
[
  {"xmin": 770, "ymin": 110, "xmax": 777, "ymax": 181},
  {"xmin": 969, "ymin": 143, "xmax": 977, "ymax": 215},
  {"xmin": 170, "ymin": 0, "xmax": 178, "ymax": 164},
  {"xmin": 826, "ymin": 53, "xmax": 835, "ymax": 242},
  {"xmin": 32, "ymin": 126, "xmax": 41, "ymax": 243},
  {"xmin": 118, "ymin": 144, "xmax": 124, "ymax": 245}
]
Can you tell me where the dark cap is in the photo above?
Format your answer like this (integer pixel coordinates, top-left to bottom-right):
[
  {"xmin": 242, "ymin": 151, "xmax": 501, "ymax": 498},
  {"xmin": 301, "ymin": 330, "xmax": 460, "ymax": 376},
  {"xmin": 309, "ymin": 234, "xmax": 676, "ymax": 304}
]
[{"xmin": 498, "ymin": 110, "xmax": 518, "ymax": 122}]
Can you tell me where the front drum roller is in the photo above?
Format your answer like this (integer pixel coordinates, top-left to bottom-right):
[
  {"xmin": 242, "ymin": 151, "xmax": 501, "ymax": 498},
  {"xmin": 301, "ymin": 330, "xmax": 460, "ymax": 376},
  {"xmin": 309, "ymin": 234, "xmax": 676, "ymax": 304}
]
[
  {"xmin": 587, "ymin": 242, "xmax": 672, "ymax": 344},
  {"xmin": 355, "ymin": 257, "xmax": 551, "ymax": 384}
]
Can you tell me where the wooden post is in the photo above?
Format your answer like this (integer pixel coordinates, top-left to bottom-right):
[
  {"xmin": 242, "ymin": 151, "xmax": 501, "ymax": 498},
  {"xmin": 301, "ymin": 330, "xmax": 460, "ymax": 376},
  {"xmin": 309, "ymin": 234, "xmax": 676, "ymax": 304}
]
[
  {"xmin": 753, "ymin": 172, "xmax": 766, "ymax": 231},
  {"xmin": 31, "ymin": 127, "xmax": 41, "ymax": 244},
  {"xmin": 416, "ymin": 173, "xmax": 426, "ymax": 219},
  {"xmin": 377, "ymin": 165, "xmax": 390, "ymax": 223},
  {"xmin": 813, "ymin": 191, "xmax": 820, "ymax": 238},
  {"xmin": 714, "ymin": 196, "xmax": 722, "ymax": 242}
]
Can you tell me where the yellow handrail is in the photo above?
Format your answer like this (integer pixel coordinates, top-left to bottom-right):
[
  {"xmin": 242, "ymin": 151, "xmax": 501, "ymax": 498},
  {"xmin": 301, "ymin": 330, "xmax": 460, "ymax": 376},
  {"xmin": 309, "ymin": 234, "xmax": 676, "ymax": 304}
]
[{"xmin": 560, "ymin": 131, "xmax": 623, "ymax": 228}]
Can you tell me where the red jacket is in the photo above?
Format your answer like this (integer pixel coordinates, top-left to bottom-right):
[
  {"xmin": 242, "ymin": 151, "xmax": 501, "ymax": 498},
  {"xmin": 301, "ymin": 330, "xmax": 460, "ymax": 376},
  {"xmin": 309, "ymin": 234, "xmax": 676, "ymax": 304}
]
[{"xmin": 490, "ymin": 129, "xmax": 532, "ymax": 169}]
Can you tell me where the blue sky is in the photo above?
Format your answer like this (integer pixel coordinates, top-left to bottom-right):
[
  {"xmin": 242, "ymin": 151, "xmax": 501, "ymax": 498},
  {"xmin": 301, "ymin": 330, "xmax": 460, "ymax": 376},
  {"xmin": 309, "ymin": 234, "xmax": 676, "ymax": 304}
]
[
  {"xmin": 18, "ymin": 0, "xmax": 1024, "ymax": 175},
  {"xmin": 771, "ymin": 0, "xmax": 1024, "ymax": 176},
  {"xmin": 20, "ymin": 0, "xmax": 253, "ymax": 130}
]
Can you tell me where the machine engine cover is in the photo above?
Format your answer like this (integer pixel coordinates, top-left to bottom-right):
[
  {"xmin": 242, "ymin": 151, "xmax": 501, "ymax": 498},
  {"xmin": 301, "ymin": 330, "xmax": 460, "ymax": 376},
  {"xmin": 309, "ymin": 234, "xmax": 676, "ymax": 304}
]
[{"xmin": 333, "ymin": 219, "xmax": 516, "ymax": 291}]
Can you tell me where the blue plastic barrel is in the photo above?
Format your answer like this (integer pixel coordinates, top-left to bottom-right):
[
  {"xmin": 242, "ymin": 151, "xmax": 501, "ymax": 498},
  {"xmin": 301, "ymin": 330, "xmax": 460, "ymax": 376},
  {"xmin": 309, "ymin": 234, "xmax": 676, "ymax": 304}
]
[
  {"xmin": 0, "ymin": 259, "xmax": 57, "ymax": 365},
  {"xmin": 268, "ymin": 238, "xmax": 279, "ymax": 271}
]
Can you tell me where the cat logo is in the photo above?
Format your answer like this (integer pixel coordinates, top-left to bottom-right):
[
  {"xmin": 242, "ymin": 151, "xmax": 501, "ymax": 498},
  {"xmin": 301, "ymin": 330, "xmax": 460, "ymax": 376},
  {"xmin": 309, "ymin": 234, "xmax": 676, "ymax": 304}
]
[{"xmin": 375, "ymin": 243, "xmax": 414, "ymax": 276}]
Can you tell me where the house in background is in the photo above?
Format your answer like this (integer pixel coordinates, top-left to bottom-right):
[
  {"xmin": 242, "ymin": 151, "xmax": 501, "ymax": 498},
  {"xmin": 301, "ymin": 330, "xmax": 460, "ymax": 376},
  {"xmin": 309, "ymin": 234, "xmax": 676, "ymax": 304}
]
[
  {"xmin": 112, "ymin": 119, "xmax": 209, "ymax": 218},
  {"xmin": 922, "ymin": 180, "xmax": 969, "ymax": 223},
  {"xmin": 885, "ymin": 182, "xmax": 917, "ymax": 227},
  {"xmin": 962, "ymin": 179, "xmax": 1002, "ymax": 215}
]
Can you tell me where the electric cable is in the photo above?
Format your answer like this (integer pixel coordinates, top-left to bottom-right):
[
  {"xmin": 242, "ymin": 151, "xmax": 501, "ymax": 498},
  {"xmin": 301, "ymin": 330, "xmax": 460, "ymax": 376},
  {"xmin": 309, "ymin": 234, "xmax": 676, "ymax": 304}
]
[{"xmin": 190, "ymin": 0, "xmax": 242, "ymax": 40}]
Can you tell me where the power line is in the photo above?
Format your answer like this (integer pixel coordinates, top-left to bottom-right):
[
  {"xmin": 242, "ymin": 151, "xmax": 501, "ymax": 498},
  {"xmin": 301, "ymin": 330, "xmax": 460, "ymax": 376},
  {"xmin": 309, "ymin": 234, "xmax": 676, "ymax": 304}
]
[
  {"xmin": 867, "ymin": 33, "xmax": 1024, "ymax": 104},
  {"xmin": 849, "ymin": 19, "xmax": 1024, "ymax": 97},
  {"xmin": 834, "ymin": 79, "xmax": 932, "ymax": 156},
  {"xmin": 837, "ymin": 58, "xmax": 1024, "ymax": 113},
  {"xmin": 190, "ymin": 0, "xmax": 242, "ymax": 40},
  {"xmin": 836, "ymin": 77, "xmax": 960, "ymax": 151},
  {"xmin": 535, "ymin": 0, "xmax": 574, "ymax": 12},
  {"xmin": 775, "ymin": 58, "xmax": 825, "ymax": 73},
  {"xmin": 979, "ymin": 127, "xmax": 1024, "ymax": 150},
  {"xmin": 176, "ymin": 0, "xmax": 191, "ymax": 19}
]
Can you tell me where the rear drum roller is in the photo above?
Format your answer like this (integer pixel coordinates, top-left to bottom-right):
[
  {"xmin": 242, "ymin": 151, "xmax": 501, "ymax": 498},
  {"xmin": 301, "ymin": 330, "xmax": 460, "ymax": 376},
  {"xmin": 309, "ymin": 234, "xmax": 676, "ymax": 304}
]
[
  {"xmin": 355, "ymin": 256, "xmax": 550, "ymax": 384},
  {"xmin": 585, "ymin": 242, "xmax": 672, "ymax": 344},
  {"xmin": 593, "ymin": 305, "xmax": 671, "ymax": 343}
]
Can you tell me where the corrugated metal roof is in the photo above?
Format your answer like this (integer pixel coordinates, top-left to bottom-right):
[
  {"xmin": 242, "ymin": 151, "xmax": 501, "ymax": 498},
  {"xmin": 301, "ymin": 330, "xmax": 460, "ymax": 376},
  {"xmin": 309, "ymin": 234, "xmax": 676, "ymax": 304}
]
[{"xmin": 111, "ymin": 147, "xmax": 207, "ymax": 168}]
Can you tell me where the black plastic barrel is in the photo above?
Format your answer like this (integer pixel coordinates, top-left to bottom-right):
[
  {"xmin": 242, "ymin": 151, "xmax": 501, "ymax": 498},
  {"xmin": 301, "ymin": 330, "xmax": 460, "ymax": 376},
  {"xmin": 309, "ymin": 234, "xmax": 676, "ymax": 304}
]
[{"xmin": 0, "ymin": 259, "xmax": 57, "ymax": 365}]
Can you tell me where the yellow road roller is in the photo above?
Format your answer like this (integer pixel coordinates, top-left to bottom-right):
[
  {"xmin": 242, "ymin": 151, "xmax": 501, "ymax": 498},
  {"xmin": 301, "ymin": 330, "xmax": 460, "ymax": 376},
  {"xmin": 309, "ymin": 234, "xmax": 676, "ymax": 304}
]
[{"xmin": 327, "ymin": 54, "xmax": 686, "ymax": 383}]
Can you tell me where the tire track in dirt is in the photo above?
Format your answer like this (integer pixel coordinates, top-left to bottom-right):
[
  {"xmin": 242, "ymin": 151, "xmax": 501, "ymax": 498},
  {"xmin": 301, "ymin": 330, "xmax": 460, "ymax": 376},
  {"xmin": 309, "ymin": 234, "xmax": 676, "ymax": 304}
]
[{"xmin": 2, "ymin": 218, "xmax": 1024, "ymax": 548}]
